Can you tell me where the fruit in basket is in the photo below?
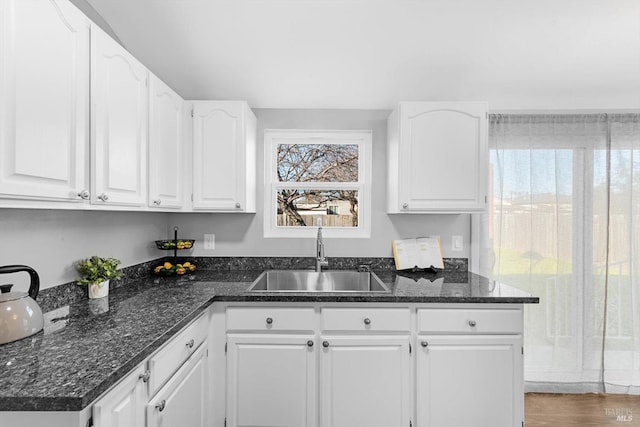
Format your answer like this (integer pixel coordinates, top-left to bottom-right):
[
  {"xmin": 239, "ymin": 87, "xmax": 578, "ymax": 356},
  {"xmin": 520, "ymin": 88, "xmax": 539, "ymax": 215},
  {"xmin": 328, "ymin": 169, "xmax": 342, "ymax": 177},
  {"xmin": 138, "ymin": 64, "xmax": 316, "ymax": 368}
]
[
  {"xmin": 156, "ymin": 239, "xmax": 195, "ymax": 250},
  {"xmin": 153, "ymin": 261, "xmax": 196, "ymax": 275},
  {"xmin": 183, "ymin": 262, "xmax": 196, "ymax": 272}
]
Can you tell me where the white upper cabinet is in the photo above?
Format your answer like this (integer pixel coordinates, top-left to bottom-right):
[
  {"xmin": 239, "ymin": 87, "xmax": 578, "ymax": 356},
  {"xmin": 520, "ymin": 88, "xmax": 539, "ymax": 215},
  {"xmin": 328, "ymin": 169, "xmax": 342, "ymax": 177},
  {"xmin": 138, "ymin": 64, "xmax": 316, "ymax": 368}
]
[
  {"xmin": 387, "ymin": 102, "xmax": 488, "ymax": 213},
  {"xmin": 91, "ymin": 26, "xmax": 148, "ymax": 207},
  {"xmin": 148, "ymin": 74, "xmax": 184, "ymax": 209},
  {"xmin": 0, "ymin": 0, "xmax": 90, "ymax": 202},
  {"xmin": 191, "ymin": 101, "xmax": 256, "ymax": 212}
]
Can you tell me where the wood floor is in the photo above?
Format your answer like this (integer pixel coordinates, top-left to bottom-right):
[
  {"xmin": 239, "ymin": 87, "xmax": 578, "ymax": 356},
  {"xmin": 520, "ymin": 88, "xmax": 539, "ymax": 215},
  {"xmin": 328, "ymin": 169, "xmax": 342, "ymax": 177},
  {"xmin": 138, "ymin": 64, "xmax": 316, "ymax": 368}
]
[{"xmin": 526, "ymin": 393, "xmax": 640, "ymax": 426}]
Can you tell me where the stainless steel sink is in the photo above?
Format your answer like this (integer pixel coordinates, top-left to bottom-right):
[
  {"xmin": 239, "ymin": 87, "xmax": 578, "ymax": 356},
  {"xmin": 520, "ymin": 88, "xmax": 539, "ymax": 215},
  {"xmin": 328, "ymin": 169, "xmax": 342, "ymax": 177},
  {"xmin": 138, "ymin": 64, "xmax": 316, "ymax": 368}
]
[{"xmin": 247, "ymin": 270, "xmax": 391, "ymax": 293}]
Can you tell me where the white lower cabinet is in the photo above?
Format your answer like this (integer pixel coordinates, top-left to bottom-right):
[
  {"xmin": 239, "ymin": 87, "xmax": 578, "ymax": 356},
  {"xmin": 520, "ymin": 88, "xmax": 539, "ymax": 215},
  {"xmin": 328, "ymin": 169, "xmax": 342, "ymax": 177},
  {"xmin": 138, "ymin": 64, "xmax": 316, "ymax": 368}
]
[
  {"xmin": 226, "ymin": 334, "xmax": 317, "ymax": 427},
  {"xmin": 93, "ymin": 311, "xmax": 209, "ymax": 427},
  {"xmin": 319, "ymin": 335, "xmax": 410, "ymax": 427},
  {"xmin": 147, "ymin": 344, "xmax": 208, "ymax": 427},
  {"xmin": 219, "ymin": 304, "xmax": 525, "ymax": 427},
  {"xmin": 222, "ymin": 306, "xmax": 412, "ymax": 427},
  {"xmin": 416, "ymin": 335, "xmax": 522, "ymax": 427},
  {"xmin": 93, "ymin": 365, "xmax": 147, "ymax": 427}
]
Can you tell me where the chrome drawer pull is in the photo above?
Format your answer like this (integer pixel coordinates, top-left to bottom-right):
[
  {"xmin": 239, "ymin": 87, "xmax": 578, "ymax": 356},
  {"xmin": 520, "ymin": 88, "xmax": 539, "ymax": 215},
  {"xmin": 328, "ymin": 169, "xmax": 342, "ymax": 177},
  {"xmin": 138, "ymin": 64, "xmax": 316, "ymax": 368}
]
[
  {"xmin": 186, "ymin": 339, "xmax": 195, "ymax": 349},
  {"xmin": 307, "ymin": 340, "xmax": 314, "ymax": 347},
  {"xmin": 363, "ymin": 318, "xmax": 371, "ymax": 325},
  {"xmin": 322, "ymin": 341, "xmax": 330, "ymax": 348},
  {"xmin": 468, "ymin": 320, "xmax": 477, "ymax": 327},
  {"xmin": 155, "ymin": 400, "xmax": 166, "ymax": 412},
  {"xmin": 266, "ymin": 317, "xmax": 273, "ymax": 325},
  {"xmin": 421, "ymin": 341, "xmax": 429, "ymax": 347},
  {"xmin": 139, "ymin": 370, "xmax": 150, "ymax": 383}
]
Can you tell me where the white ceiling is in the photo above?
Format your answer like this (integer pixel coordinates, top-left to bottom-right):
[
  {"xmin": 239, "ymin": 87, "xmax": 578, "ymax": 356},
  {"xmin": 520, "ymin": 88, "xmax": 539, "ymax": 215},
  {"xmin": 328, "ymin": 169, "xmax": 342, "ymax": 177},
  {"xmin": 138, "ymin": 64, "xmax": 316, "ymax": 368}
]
[{"xmin": 83, "ymin": 0, "xmax": 640, "ymax": 110}]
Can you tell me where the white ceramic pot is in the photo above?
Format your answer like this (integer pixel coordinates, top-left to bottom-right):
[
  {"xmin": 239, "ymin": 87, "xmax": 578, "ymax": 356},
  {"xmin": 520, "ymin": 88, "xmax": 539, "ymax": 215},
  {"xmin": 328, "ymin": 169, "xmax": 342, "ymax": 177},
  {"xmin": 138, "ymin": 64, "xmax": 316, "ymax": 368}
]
[{"xmin": 88, "ymin": 280, "xmax": 109, "ymax": 299}]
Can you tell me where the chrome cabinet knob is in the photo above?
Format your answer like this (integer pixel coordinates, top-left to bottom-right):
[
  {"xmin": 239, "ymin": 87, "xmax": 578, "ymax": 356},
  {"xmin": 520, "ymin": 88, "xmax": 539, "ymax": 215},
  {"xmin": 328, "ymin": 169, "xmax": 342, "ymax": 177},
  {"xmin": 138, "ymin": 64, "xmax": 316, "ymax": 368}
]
[
  {"xmin": 186, "ymin": 339, "xmax": 195, "ymax": 349},
  {"xmin": 421, "ymin": 341, "xmax": 429, "ymax": 347},
  {"xmin": 322, "ymin": 341, "xmax": 330, "ymax": 348},
  {"xmin": 266, "ymin": 317, "xmax": 273, "ymax": 325},
  {"xmin": 98, "ymin": 193, "xmax": 109, "ymax": 202},
  {"xmin": 155, "ymin": 400, "xmax": 166, "ymax": 412},
  {"xmin": 139, "ymin": 370, "xmax": 150, "ymax": 383},
  {"xmin": 235, "ymin": 202, "xmax": 241, "ymax": 208},
  {"xmin": 77, "ymin": 190, "xmax": 90, "ymax": 200},
  {"xmin": 307, "ymin": 340, "xmax": 314, "ymax": 347},
  {"xmin": 363, "ymin": 318, "xmax": 371, "ymax": 325},
  {"xmin": 153, "ymin": 199, "xmax": 162, "ymax": 206},
  {"xmin": 402, "ymin": 203, "xmax": 408, "ymax": 209},
  {"xmin": 468, "ymin": 320, "xmax": 477, "ymax": 327}
]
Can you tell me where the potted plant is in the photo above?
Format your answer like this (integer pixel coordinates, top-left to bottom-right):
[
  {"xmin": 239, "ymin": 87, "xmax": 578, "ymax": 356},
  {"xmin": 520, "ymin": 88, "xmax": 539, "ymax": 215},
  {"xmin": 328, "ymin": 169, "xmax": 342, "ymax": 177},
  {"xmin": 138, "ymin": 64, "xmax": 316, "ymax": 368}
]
[{"xmin": 76, "ymin": 256, "xmax": 122, "ymax": 299}]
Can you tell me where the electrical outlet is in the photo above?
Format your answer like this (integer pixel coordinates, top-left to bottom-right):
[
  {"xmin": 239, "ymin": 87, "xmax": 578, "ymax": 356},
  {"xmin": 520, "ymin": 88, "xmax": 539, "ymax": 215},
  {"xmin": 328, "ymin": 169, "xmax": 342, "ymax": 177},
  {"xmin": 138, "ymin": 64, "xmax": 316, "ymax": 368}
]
[
  {"xmin": 452, "ymin": 235, "xmax": 463, "ymax": 252},
  {"xmin": 204, "ymin": 234, "xmax": 215, "ymax": 250}
]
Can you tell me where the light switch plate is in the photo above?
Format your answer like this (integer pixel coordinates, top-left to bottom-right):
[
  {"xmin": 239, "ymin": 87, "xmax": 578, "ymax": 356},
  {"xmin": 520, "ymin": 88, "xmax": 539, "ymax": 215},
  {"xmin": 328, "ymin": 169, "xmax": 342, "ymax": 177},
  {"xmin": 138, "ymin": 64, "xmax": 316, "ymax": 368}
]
[
  {"xmin": 204, "ymin": 234, "xmax": 215, "ymax": 250},
  {"xmin": 452, "ymin": 235, "xmax": 463, "ymax": 252}
]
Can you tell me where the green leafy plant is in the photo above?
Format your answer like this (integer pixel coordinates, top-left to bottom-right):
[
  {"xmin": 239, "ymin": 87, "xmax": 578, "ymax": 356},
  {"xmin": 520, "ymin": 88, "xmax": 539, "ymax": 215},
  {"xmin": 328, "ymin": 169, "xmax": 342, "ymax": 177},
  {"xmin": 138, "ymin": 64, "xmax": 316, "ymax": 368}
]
[{"xmin": 76, "ymin": 256, "xmax": 122, "ymax": 285}]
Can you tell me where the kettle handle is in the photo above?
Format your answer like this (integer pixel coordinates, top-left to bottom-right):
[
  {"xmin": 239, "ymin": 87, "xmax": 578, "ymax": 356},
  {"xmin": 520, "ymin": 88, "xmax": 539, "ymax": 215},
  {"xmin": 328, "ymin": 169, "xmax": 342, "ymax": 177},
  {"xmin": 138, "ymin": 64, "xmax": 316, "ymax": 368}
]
[{"xmin": 0, "ymin": 265, "xmax": 40, "ymax": 300}]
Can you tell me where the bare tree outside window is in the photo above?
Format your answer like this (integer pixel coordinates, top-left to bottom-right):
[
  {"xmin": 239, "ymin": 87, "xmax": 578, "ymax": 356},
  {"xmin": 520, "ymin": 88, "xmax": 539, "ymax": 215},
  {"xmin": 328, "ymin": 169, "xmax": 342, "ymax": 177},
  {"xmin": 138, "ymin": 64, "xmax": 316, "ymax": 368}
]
[{"xmin": 276, "ymin": 144, "xmax": 359, "ymax": 227}]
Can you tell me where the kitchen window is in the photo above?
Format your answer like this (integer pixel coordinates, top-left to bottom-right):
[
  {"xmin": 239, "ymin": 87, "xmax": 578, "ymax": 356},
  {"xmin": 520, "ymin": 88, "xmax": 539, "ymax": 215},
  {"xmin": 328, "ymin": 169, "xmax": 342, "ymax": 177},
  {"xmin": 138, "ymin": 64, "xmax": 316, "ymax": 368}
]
[{"xmin": 263, "ymin": 130, "xmax": 372, "ymax": 238}]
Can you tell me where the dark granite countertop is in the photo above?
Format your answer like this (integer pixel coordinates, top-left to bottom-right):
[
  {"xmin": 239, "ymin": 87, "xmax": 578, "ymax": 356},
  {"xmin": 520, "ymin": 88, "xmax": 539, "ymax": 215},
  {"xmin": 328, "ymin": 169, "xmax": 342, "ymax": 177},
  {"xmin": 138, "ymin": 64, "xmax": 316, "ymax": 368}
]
[{"xmin": 0, "ymin": 269, "xmax": 537, "ymax": 412}]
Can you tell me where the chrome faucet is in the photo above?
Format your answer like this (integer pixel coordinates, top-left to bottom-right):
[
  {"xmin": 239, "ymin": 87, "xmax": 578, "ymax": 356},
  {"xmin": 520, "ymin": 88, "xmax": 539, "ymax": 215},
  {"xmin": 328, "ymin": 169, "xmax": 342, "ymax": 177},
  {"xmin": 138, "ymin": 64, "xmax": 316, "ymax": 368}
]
[{"xmin": 316, "ymin": 223, "xmax": 329, "ymax": 272}]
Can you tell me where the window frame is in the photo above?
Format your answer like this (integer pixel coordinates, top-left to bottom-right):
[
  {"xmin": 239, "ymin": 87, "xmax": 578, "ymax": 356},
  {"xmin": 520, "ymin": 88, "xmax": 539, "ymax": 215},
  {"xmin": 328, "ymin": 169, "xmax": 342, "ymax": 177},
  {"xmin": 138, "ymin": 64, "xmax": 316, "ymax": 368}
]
[{"xmin": 263, "ymin": 129, "xmax": 372, "ymax": 238}]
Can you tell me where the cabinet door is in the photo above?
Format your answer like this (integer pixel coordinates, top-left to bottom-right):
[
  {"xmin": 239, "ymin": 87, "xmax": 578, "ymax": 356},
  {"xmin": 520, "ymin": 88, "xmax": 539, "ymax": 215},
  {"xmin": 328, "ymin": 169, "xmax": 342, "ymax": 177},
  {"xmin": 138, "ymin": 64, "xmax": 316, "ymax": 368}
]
[
  {"xmin": 226, "ymin": 334, "xmax": 316, "ymax": 427},
  {"xmin": 392, "ymin": 102, "xmax": 488, "ymax": 213},
  {"xmin": 147, "ymin": 344, "xmax": 208, "ymax": 427},
  {"xmin": 416, "ymin": 335, "xmax": 523, "ymax": 427},
  {"xmin": 148, "ymin": 74, "xmax": 184, "ymax": 209},
  {"xmin": 0, "ymin": 0, "xmax": 89, "ymax": 202},
  {"xmin": 91, "ymin": 27, "xmax": 148, "ymax": 207},
  {"xmin": 192, "ymin": 101, "xmax": 256, "ymax": 212},
  {"xmin": 93, "ymin": 365, "xmax": 146, "ymax": 427},
  {"xmin": 319, "ymin": 335, "xmax": 411, "ymax": 427}
]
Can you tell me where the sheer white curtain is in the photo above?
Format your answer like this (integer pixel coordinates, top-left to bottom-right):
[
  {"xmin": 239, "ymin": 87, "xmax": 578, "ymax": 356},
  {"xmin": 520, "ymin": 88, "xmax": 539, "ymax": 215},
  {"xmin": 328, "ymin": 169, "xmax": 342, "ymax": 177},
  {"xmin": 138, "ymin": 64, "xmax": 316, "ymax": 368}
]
[{"xmin": 480, "ymin": 114, "xmax": 640, "ymax": 394}]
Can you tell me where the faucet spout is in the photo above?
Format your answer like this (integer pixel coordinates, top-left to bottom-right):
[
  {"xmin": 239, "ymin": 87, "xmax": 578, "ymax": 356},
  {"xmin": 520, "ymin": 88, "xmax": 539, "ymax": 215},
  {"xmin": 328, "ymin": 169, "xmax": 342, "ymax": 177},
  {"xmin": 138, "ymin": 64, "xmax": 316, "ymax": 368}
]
[{"xmin": 316, "ymin": 224, "xmax": 329, "ymax": 272}]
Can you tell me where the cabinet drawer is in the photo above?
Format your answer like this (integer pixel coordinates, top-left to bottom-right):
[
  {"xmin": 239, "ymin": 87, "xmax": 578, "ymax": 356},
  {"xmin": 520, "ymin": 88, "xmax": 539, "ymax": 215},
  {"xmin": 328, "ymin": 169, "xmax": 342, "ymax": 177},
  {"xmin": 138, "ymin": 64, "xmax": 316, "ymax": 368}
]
[
  {"xmin": 147, "ymin": 344, "xmax": 207, "ymax": 427},
  {"xmin": 321, "ymin": 308, "xmax": 410, "ymax": 332},
  {"xmin": 417, "ymin": 308, "xmax": 522, "ymax": 334},
  {"xmin": 226, "ymin": 307, "xmax": 315, "ymax": 332},
  {"xmin": 148, "ymin": 312, "xmax": 208, "ymax": 396}
]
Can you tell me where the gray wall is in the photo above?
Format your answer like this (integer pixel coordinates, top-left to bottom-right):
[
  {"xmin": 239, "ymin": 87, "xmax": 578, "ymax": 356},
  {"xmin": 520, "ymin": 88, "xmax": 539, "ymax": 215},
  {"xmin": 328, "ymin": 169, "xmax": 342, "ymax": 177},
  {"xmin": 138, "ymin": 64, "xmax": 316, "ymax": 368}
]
[
  {"xmin": 170, "ymin": 109, "xmax": 471, "ymax": 259},
  {"xmin": 0, "ymin": 210, "xmax": 169, "ymax": 290}
]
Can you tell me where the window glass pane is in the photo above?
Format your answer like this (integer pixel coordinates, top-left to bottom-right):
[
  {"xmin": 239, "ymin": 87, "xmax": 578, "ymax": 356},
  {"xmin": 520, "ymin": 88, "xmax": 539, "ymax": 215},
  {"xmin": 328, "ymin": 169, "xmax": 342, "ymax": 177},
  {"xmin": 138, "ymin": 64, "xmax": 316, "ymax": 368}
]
[
  {"xmin": 276, "ymin": 189, "xmax": 358, "ymax": 227},
  {"xmin": 593, "ymin": 149, "xmax": 635, "ymax": 341},
  {"xmin": 277, "ymin": 144, "xmax": 359, "ymax": 182},
  {"xmin": 490, "ymin": 149, "xmax": 574, "ymax": 347}
]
